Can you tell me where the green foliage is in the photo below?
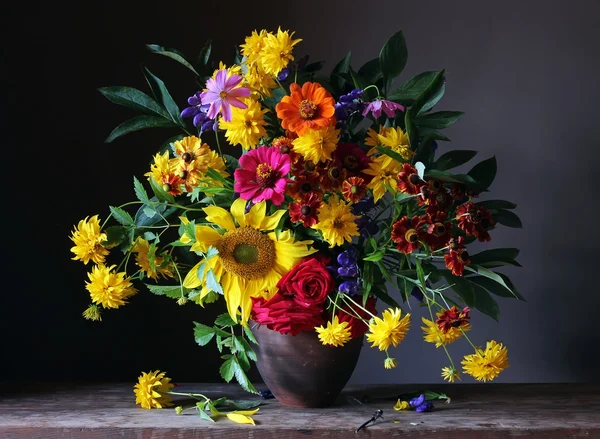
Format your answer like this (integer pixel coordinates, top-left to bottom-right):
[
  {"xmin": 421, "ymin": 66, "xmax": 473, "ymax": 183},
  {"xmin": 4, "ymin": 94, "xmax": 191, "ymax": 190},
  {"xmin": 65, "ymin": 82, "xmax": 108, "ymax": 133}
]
[{"xmin": 379, "ymin": 30, "xmax": 408, "ymax": 94}]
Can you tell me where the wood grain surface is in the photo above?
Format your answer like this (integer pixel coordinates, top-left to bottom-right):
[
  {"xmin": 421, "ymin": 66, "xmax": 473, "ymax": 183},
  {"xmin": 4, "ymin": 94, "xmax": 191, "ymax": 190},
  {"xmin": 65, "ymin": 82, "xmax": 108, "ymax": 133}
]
[{"xmin": 1, "ymin": 382, "xmax": 598, "ymax": 438}]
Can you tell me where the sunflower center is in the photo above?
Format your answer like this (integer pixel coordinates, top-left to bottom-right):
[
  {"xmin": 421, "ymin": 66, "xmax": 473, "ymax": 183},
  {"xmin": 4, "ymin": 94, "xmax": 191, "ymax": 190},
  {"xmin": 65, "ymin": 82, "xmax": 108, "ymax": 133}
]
[
  {"xmin": 256, "ymin": 163, "xmax": 278, "ymax": 188},
  {"xmin": 217, "ymin": 227, "xmax": 275, "ymax": 280},
  {"xmin": 299, "ymin": 99, "xmax": 318, "ymax": 120},
  {"xmin": 219, "ymin": 91, "xmax": 228, "ymax": 99},
  {"xmin": 405, "ymin": 229, "xmax": 419, "ymax": 243}
]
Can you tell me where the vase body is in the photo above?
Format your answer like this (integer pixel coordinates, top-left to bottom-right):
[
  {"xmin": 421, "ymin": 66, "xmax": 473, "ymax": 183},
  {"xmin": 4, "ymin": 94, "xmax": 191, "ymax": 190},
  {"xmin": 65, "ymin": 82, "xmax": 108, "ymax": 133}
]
[{"xmin": 250, "ymin": 322, "xmax": 363, "ymax": 408}]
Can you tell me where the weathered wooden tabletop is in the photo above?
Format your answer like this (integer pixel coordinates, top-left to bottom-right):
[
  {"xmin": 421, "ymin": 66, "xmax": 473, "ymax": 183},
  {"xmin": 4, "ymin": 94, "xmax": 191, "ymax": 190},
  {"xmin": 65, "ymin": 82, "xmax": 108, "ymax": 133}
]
[{"xmin": 1, "ymin": 382, "xmax": 598, "ymax": 438}]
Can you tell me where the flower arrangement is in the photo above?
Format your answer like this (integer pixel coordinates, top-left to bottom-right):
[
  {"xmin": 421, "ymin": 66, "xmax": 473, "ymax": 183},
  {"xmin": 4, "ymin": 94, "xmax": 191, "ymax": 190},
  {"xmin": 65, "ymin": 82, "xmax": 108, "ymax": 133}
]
[{"xmin": 70, "ymin": 27, "xmax": 523, "ymax": 419}]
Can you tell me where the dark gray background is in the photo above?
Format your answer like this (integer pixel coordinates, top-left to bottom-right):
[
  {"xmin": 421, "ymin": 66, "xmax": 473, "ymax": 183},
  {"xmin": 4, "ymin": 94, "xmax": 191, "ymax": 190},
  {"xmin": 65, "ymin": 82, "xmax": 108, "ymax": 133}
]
[{"xmin": 3, "ymin": 0, "xmax": 599, "ymax": 385}]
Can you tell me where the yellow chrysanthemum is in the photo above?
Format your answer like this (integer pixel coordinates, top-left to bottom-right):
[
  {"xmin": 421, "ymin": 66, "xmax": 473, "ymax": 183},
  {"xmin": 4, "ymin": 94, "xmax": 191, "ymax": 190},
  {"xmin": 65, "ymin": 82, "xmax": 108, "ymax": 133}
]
[
  {"xmin": 384, "ymin": 357, "xmax": 398, "ymax": 369},
  {"xmin": 312, "ymin": 195, "xmax": 360, "ymax": 248},
  {"xmin": 366, "ymin": 308, "xmax": 411, "ymax": 351},
  {"xmin": 370, "ymin": 126, "xmax": 414, "ymax": 163},
  {"xmin": 133, "ymin": 370, "xmax": 174, "ymax": 409},
  {"xmin": 213, "ymin": 61, "xmax": 243, "ymax": 79},
  {"xmin": 292, "ymin": 126, "xmax": 340, "ymax": 164},
  {"xmin": 461, "ymin": 340, "xmax": 509, "ymax": 382},
  {"xmin": 421, "ymin": 317, "xmax": 470, "ymax": 348},
  {"xmin": 393, "ymin": 400, "xmax": 410, "ymax": 411},
  {"xmin": 244, "ymin": 65, "xmax": 278, "ymax": 97},
  {"xmin": 315, "ymin": 316, "xmax": 352, "ymax": 347},
  {"xmin": 145, "ymin": 150, "xmax": 175, "ymax": 184},
  {"xmin": 364, "ymin": 125, "xmax": 392, "ymax": 148},
  {"xmin": 199, "ymin": 150, "xmax": 229, "ymax": 189},
  {"xmin": 82, "ymin": 304, "xmax": 102, "ymax": 321},
  {"xmin": 219, "ymin": 97, "xmax": 269, "ymax": 150},
  {"xmin": 85, "ymin": 264, "xmax": 138, "ymax": 309},
  {"xmin": 69, "ymin": 215, "xmax": 109, "ymax": 265},
  {"xmin": 259, "ymin": 27, "xmax": 302, "ymax": 76},
  {"xmin": 441, "ymin": 366, "xmax": 461, "ymax": 383},
  {"xmin": 131, "ymin": 238, "xmax": 175, "ymax": 280},
  {"xmin": 240, "ymin": 29, "xmax": 269, "ymax": 66},
  {"xmin": 363, "ymin": 156, "xmax": 402, "ymax": 202},
  {"xmin": 182, "ymin": 198, "xmax": 316, "ymax": 324}
]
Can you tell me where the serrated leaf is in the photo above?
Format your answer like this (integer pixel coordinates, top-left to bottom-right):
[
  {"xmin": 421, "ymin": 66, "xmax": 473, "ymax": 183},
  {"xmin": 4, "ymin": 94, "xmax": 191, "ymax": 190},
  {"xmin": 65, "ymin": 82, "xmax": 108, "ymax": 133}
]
[
  {"xmin": 109, "ymin": 206, "xmax": 134, "ymax": 226},
  {"xmin": 103, "ymin": 225, "xmax": 127, "ymax": 248},
  {"xmin": 133, "ymin": 176, "xmax": 150, "ymax": 205},
  {"xmin": 433, "ymin": 150, "xmax": 478, "ymax": 171},
  {"xmin": 206, "ymin": 269, "xmax": 224, "ymax": 295},
  {"xmin": 197, "ymin": 406, "xmax": 215, "ymax": 422},
  {"xmin": 104, "ymin": 115, "xmax": 178, "ymax": 143},
  {"xmin": 194, "ymin": 322, "xmax": 216, "ymax": 346},
  {"xmin": 98, "ymin": 86, "xmax": 170, "ymax": 118},
  {"xmin": 146, "ymin": 283, "xmax": 186, "ymax": 298},
  {"xmin": 146, "ymin": 44, "xmax": 198, "ymax": 75},
  {"xmin": 231, "ymin": 356, "xmax": 258, "ymax": 394},
  {"xmin": 142, "ymin": 66, "xmax": 184, "ymax": 126},
  {"xmin": 215, "ymin": 313, "xmax": 236, "ymax": 327},
  {"xmin": 243, "ymin": 326, "xmax": 258, "ymax": 344}
]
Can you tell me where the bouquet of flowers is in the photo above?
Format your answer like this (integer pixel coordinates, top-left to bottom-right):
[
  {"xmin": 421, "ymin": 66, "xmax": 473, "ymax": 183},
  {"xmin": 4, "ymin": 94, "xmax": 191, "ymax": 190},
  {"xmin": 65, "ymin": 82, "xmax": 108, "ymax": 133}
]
[{"xmin": 70, "ymin": 27, "xmax": 523, "ymax": 412}]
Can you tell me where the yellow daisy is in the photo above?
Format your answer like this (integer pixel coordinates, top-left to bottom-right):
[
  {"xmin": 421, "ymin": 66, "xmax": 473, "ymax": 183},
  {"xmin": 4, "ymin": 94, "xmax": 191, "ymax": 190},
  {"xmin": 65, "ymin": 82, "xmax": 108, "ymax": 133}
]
[
  {"xmin": 462, "ymin": 340, "xmax": 509, "ymax": 382},
  {"xmin": 363, "ymin": 156, "xmax": 402, "ymax": 202},
  {"xmin": 240, "ymin": 29, "xmax": 269, "ymax": 66},
  {"xmin": 219, "ymin": 97, "xmax": 269, "ymax": 150},
  {"xmin": 213, "ymin": 61, "xmax": 243, "ymax": 79},
  {"xmin": 85, "ymin": 264, "xmax": 138, "ymax": 309},
  {"xmin": 244, "ymin": 65, "xmax": 278, "ymax": 97},
  {"xmin": 131, "ymin": 237, "xmax": 175, "ymax": 280},
  {"xmin": 145, "ymin": 150, "xmax": 175, "ymax": 185},
  {"xmin": 69, "ymin": 215, "xmax": 109, "ymax": 265},
  {"xmin": 292, "ymin": 126, "xmax": 340, "ymax": 164},
  {"xmin": 366, "ymin": 308, "xmax": 411, "ymax": 351},
  {"xmin": 182, "ymin": 198, "xmax": 316, "ymax": 324},
  {"xmin": 259, "ymin": 27, "xmax": 302, "ymax": 76},
  {"xmin": 441, "ymin": 366, "xmax": 461, "ymax": 383},
  {"xmin": 312, "ymin": 195, "xmax": 360, "ymax": 247},
  {"xmin": 374, "ymin": 126, "xmax": 414, "ymax": 162},
  {"xmin": 315, "ymin": 316, "xmax": 352, "ymax": 347},
  {"xmin": 133, "ymin": 370, "xmax": 174, "ymax": 409},
  {"xmin": 421, "ymin": 317, "xmax": 471, "ymax": 348}
]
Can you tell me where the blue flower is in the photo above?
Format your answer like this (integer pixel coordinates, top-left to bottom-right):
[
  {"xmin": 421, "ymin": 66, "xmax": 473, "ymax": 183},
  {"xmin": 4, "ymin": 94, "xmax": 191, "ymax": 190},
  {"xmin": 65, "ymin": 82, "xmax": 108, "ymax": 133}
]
[
  {"xmin": 409, "ymin": 394, "xmax": 425, "ymax": 408},
  {"xmin": 339, "ymin": 280, "xmax": 361, "ymax": 295},
  {"xmin": 338, "ymin": 264, "xmax": 358, "ymax": 278},
  {"xmin": 416, "ymin": 401, "xmax": 434, "ymax": 413},
  {"xmin": 337, "ymin": 248, "xmax": 357, "ymax": 267},
  {"xmin": 277, "ymin": 68, "xmax": 291, "ymax": 81}
]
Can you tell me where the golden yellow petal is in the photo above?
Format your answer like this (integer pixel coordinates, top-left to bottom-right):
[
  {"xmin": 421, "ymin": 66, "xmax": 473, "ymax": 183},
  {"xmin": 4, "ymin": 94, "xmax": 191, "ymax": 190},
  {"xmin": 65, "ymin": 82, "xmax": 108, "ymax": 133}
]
[
  {"xmin": 259, "ymin": 209, "xmax": 286, "ymax": 231},
  {"xmin": 183, "ymin": 261, "xmax": 203, "ymax": 289},
  {"xmin": 230, "ymin": 198, "xmax": 247, "ymax": 227},
  {"xmin": 246, "ymin": 201, "xmax": 267, "ymax": 229},
  {"xmin": 192, "ymin": 226, "xmax": 223, "ymax": 253},
  {"xmin": 222, "ymin": 273, "xmax": 242, "ymax": 323},
  {"xmin": 226, "ymin": 413, "xmax": 255, "ymax": 425},
  {"xmin": 202, "ymin": 206, "xmax": 236, "ymax": 231},
  {"xmin": 231, "ymin": 409, "xmax": 259, "ymax": 416}
]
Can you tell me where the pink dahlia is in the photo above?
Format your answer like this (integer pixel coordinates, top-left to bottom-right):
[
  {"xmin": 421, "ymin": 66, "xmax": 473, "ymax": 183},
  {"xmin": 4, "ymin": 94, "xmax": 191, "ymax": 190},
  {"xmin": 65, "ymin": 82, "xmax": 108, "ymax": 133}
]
[
  {"xmin": 200, "ymin": 69, "xmax": 251, "ymax": 122},
  {"xmin": 234, "ymin": 146, "xmax": 291, "ymax": 205}
]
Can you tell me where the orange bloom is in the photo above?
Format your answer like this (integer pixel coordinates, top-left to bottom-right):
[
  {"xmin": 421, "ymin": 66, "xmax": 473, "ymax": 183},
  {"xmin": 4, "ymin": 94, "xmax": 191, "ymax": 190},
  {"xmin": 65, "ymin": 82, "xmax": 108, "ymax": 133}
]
[{"xmin": 276, "ymin": 82, "xmax": 336, "ymax": 135}]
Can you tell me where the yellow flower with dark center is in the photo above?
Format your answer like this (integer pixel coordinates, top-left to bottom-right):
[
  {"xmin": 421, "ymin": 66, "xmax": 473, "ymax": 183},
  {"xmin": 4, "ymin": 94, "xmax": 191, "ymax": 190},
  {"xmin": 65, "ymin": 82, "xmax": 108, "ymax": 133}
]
[
  {"xmin": 441, "ymin": 366, "xmax": 461, "ymax": 383},
  {"xmin": 131, "ymin": 237, "xmax": 175, "ymax": 280},
  {"xmin": 173, "ymin": 135, "xmax": 211, "ymax": 185},
  {"xmin": 240, "ymin": 29, "xmax": 269, "ymax": 66},
  {"xmin": 69, "ymin": 215, "xmax": 109, "ymax": 265},
  {"xmin": 292, "ymin": 126, "xmax": 340, "ymax": 164},
  {"xmin": 259, "ymin": 27, "xmax": 302, "ymax": 76},
  {"xmin": 421, "ymin": 317, "xmax": 470, "ymax": 347},
  {"xmin": 133, "ymin": 370, "xmax": 174, "ymax": 409},
  {"xmin": 461, "ymin": 340, "xmax": 509, "ymax": 382},
  {"xmin": 374, "ymin": 126, "xmax": 414, "ymax": 162},
  {"xmin": 366, "ymin": 308, "xmax": 411, "ymax": 351},
  {"xmin": 312, "ymin": 195, "xmax": 359, "ymax": 248},
  {"xmin": 363, "ymin": 156, "xmax": 402, "ymax": 202},
  {"xmin": 219, "ymin": 97, "xmax": 269, "ymax": 150},
  {"xmin": 315, "ymin": 316, "xmax": 352, "ymax": 347},
  {"xmin": 145, "ymin": 150, "xmax": 175, "ymax": 185},
  {"xmin": 82, "ymin": 304, "xmax": 102, "ymax": 321},
  {"xmin": 85, "ymin": 264, "xmax": 138, "ymax": 309},
  {"xmin": 183, "ymin": 198, "xmax": 316, "ymax": 324}
]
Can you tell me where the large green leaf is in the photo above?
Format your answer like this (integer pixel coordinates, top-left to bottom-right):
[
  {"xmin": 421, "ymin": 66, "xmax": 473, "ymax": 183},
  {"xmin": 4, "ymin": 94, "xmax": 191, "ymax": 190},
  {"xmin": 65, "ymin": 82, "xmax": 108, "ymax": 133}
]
[
  {"xmin": 142, "ymin": 66, "xmax": 184, "ymax": 126},
  {"xmin": 433, "ymin": 150, "xmax": 478, "ymax": 171},
  {"xmin": 470, "ymin": 282, "xmax": 500, "ymax": 321},
  {"xmin": 469, "ymin": 248, "xmax": 521, "ymax": 268},
  {"xmin": 424, "ymin": 169, "xmax": 477, "ymax": 185},
  {"xmin": 494, "ymin": 209, "xmax": 523, "ymax": 228},
  {"xmin": 415, "ymin": 111, "xmax": 464, "ymax": 130},
  {"xmin": 379, "ymin": 30, "xmax": 408, "ymax": 94},
  {"xmin": 357, "ymin": 57, "xmax": 383, "ymax": 100},
  {"xmin": 330, "ymin": 51, "xmax": 352, "ymax": 95},
  {"xmin": 109, "ymin": 206, "xmax": 134, "ymax": 226},
  {"xmin": 468, "ymin": 275, "xmax": 525, "ymax": 300},
  {"xmin": 442, "ymin": 271, "xmax": 475, "ymax": 307},
  {"xmin": 97, "ymin": 86, "xmax": 170, "ymax": 118},
  {"xmin": 409, "ymin": 70, "xmax": 445, "ymax": 117},
  {"xmin": 146, "ymin": 283, "xmax": 187, "ymax": 299},
  {"xmin": 104, "ymin": 115, "xmax": 178, "ymax": 143},
  {"xmin": 464, "ymin": 264, "xmax": 513, "ymax": 295},
  {"xmin": 405, "ymin": 110, "xmax": 418, "ymax": 150},
  {"xmin": 388, "ymin": 71, "xmax": 438, "ymax": 103},
  {"xmin": 476, "ymin": 199, "xmax": 517, "ymax": 210},
  {"xmin": 194, "ymin": 322, "xmax": 216, "ymax": 346},
  {"xmin": 146, "ymin": 44, "xmax": 198, "ymax": 75},
  {"xmin": 467, "ymin": 156, "xmax": 497, "ymax": 190}
]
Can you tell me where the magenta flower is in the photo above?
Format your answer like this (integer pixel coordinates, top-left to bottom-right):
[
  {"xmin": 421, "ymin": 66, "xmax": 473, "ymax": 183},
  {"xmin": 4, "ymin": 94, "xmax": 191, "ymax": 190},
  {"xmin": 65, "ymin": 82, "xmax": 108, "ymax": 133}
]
[
  {"xmin": 200, "ymin": 69, "xmax": 251, "ymax": 122},
  {"xmin": 362, "ymin": 99, "xmax": 405, "ymax": 119},
  {"xmin": 234, "ymin": 146, "xmax": 291, "ymax": 206}
]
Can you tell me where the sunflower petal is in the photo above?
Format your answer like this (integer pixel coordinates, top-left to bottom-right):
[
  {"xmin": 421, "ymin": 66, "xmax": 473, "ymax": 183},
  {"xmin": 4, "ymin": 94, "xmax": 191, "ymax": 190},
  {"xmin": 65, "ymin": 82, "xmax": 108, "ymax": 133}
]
[
  {"xmin": 230, "ymin": 198, "xmax": 247, "ymax": 227},
  {"xmin": 226, "ymin": 413, "xmax": 255, "ymax": 425},
  {"xmin": 192, "ymin": 226, "xmax": 223, "ymax": 253},
  {"xmin": 246, "ymin": 201, "xmax": 266, "ymax": 229},
  {"xmin": 259, "ymin": 208, "xmax": 286, "ymax": 231},
  {"xmin": 222, "ymin": 273, "xmax": 242, "ymax": 323},
  {"xmin": 203, "ymin": 206, "xmax": 236, "ymax": 231},
  {"xmin": 183, "ymin": 261, "xmax": 203, "ymax": 289}
]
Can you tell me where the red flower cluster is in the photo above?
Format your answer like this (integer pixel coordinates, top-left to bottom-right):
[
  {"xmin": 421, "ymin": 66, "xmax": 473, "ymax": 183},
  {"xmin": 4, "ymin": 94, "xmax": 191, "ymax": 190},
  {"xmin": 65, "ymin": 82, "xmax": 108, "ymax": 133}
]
[{"xmin": 436, "ymin": 306, "xmax": 471, "ymax": 333}]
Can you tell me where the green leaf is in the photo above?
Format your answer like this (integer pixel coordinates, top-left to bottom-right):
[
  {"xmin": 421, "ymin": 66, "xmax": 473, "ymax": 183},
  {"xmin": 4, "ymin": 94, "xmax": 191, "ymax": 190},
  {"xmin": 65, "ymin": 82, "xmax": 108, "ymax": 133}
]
[
  {"xmin": 243, "ymin": 326, "xmax": 258, "ymax": 344},
  {"xmin": 148, "ymin": 176, "xmax": 176, "ymax": 203},
  {"xmin": 146, "ymin": 283, "xmax": 186, "ymax": 299},
  {"xmin": 198, "ymin": 39, "xmax": 212, "ymax": 67},
  {"xmin": 104, "ymin": 115, "xmax": 178, "ymax": 143},
  {"xmin": 194, "ymin": 322, "xmax": 216, "ymax": 346},
  {"xmin": 468, "ymin": 275, "xmax": 525, "ymax": 300},
  {"xmin": 379, "ymin": 30, "xmax": 408, "ymax": 93},
  {"xmin": 219, "ymin": 355, "xmax": 235, "ymax": 382},
  {"xmin": 205, "ymin": 269, "xmax": 224, "ymax": 295},
  {"xmin": 214, "ymin": 313, "xmax": 236, "ymax": 327},
  {"xmin": 375, "ymin": 145, "xmax": 406, "ymax": 164},
  {"xmin": 464, "ymin": 264, "xmax": 513, "ymax": 295},
  {"xmin": 415, "ymin": 111, "xmax": 464, "ymax": 129},
  {"xmin": 142, "ymin": 66, "xmax": 184, "ymax": 126},
  {"xmin": 303, "ymin": 61, "xmax": 326, "ymax": 73},
  {"xmin": 414, "ymin": 258, "xmax": 427, "ymax": 291},
  {"xmin": 97, "ymin": 86, "xmax": 170, "ymax": 118},
  {"xmin": 433, "ymin": 150, "xmax": 477, "ymax": 171},
  {"xmin": 495, "ymin": 209, "xmax": 523, "ymax": 228},
  {"xmin": 469, "ymin": 281, "xmax": 500, "ymax": 321},
  {"xmin": 358, "ymin": 57, "xmax": 383, "ymax": 86},
  {"xmin": 476, "ymin": 199, "xmax": 517, "ymax": 210},
  {"xmin": 196, "ymin": 405, "xmax": 215, "ymax": 422},
  {"xmin": 229, "ymin": 356, "xmax": 258, "ymax": 394},
  {"xmin": 469, "ymin": 248, "xmax": 521, "ymax": 268},
  {"xmin": 388, "ymin": 71, "xmax": 438, "ymax": 103},
  {"xmin": 103, "ymin": 225, "xmax": 127, "ymax": 248},
  {"xmin": 442, "ymin": 271, "xmax": 475, "ymax": 307},
  {"xmin": 424, "ymin": 169, "xmax": 477, "ymax": 185},
  {"xmin": 363, "ymin": 248, "xmax": 385, "ymax": 262},
  {"xmin": 221, "ymin": 399, "xmax": 261, "ymax": 410},
  {"xmin": 404, "ymin": 110, "xmax": 418, "ymax": 150},
  {"xmin": 109, "ymin": 206, "xmax": 134, "ymax": 226},
  {"xmin": 146, "ymin": 44, "xmax": 199, "ymax": 75},
  {"xmin": 409, "ymin": 70, "xmax": 445, "ymax": 117},
  {"xmin": 133, "ymin": 176, "xmax": 151, "ymax": 205},
  {"xmin": 467, "ymin": 156, "xmax": 497, "ymax": 190},
  {"xmin": 330, "ymin": 51, "xmax": 352, "ymax": 94}
]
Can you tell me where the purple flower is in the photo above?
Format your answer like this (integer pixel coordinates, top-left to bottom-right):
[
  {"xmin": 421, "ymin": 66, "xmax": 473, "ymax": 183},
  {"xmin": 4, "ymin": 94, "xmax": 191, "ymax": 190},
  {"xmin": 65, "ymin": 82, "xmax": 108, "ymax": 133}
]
[
  {"xmin": 337, "ymin": 248, "xmax": 357, "ymax": 267},
  {"xmin": 356, "ymin": 216, "xmax": 379, "ymax": 238},
  {"xmin": 409, "ymin": 394, "xmax": 425, "ymax": 409},
  {"xmin": 277, "ymin": 68, "xmax": 291, "ymax": 81},
  {"xmin": 181, "ymin": 92, "xmax": 212, "ymax": 128},
  {"xmin": 338, "ymin": 264, "xmax": 359, "ymax": 278},
  {"xmin": 362, "ymin": 99, "xmax": 405, "ymax": 119},
  {"xmin": 200, "ymin": 69, "xmax": 251, "ymax": 122},
  {"xmin": 258, "ymin": 389, "xmax": 274, "ymax": 399},
  {"xmin": 352, "ymin": 197, "xmax": 375, "ymax": 215},
  {"xmin": 416, "ymin": 401, "xmax": 434, "ymax": 413},
  {"xmin": 339, "ymin": 280, "xmax": 361, "ymax": 295}
]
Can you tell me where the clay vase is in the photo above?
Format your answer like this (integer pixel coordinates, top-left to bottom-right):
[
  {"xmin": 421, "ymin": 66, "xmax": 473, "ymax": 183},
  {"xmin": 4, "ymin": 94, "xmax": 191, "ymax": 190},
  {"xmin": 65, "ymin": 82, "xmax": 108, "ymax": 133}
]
[{"xmin": 250, "ymin": 322, "xmax": 363, "ymax": 408}]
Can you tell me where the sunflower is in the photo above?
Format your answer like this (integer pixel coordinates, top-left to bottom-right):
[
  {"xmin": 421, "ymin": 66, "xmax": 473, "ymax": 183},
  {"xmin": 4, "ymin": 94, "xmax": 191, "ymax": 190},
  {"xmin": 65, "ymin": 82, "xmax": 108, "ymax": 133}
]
[
  {"xmin": 183, "ymin": 198, "xmax": 316, "ymax": 324},
  {"xmin": 85, "ymin": 264, "xmax": 137, "ymax": 309},
  {"xmin": 276, "ymin": 82, "xmax": 336, "ymax": 135},
  {"xmin": 312, "ymin": 195, "xmax": 359, "ymax": 248},
  {"xmin": 133, "ymin": 370, "xmax": 174, "ymax": 409},
  {"xmin": 315, "ymin": 316, "xmax": 352, "ymax": 347},
  {"xmin": 69, "ymin": 215, "xmax": 109, "ymax": 265},
  {"xmin": 366, "ymin": 308, "xmax": 411, "ymax": 351},
  {"xmin": 421, "ymin": 317, "xmax": 470, "ymax": 347},
  {"xmin": 219, "ymin": 97, "xmax": 269, "ymax": 150},
  {"xmin": 462, "ymin": 340, "xmax": 509, "ymax": 382}
]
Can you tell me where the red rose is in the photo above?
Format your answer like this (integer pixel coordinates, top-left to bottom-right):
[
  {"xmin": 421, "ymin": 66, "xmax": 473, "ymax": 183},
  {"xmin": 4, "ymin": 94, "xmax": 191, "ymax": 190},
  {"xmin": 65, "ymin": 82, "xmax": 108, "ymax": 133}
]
[
  {"xmin": 336, "ymin": 296, "xmax": 377, "ymax": 338},
  {"xmin": 251, "ymin": 294, "xmax": 325, "ymax": 336},
  {"xmin": 277, "ymin": 257, "xmax": 335, "ymax": 307}
]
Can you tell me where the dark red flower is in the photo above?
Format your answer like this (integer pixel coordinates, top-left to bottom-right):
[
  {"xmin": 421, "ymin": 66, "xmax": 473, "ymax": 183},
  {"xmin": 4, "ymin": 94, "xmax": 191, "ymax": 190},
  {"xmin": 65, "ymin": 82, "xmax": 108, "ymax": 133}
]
[
  {"xmin": 456, "ymin": 202, "xmax": 494, "ymax": 242},
  {"xmin": 391, "ymin": 216, "xmax": 426, "ymax": 254},
  {"xmin": 397, "ymin": 163, "xmax": 423, "ymax": 195},
  {"xmin": 451, "ymin": 183, "xmax": 481, "ymax": 201},
  {"xmin": 277, "ymin": 257, "xmax": 335, "ymax": 307},
  {"xmin": 289, "ymin": 192, "xmax": 322, "ymax": 227},
  {"xmin": 333, "ymin": 143, "xmax": 372, "ymax": 178},
  {"xmin": 335, "ymin": 296, "xmax": 378, "ymax": 339},
  {"xmin": 318, "ymin": 159, "xmax": 347, "ymax": 192},
  {"xmin": 423, "ymin": 210, "xmax": 452, "ymax": 250},
  {"xmin": 287, "ymin": 172, "xmax": 323, "ymax": 200},
  {"xmin": 443, "ymin": 236, "xmax": 471, "ymax": 276},
  {"xmin": 251, "ymin": 294, "xmax": 325, "ymax": 336},
  {"xmin": 341, "ymin": 176, "xmax": 367, "ymax": 203},
  {"xmin": 435, "ymin": 305, "xmax": 471, "ymax": 334}
]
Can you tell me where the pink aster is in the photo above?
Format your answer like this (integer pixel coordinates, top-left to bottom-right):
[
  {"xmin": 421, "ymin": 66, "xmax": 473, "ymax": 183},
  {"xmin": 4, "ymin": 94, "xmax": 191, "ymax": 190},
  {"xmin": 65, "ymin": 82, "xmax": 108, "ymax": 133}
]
[
  {"xmin": 200, "ymin": 69, "xmax": 251, "ymax": 122},
  {"xmin": 362, "ymin": 99, "xmax": 405, "ymax": 119},
  {"xmin": 234, "ymin": 146, "xmax": 291, "ymax": 206}
]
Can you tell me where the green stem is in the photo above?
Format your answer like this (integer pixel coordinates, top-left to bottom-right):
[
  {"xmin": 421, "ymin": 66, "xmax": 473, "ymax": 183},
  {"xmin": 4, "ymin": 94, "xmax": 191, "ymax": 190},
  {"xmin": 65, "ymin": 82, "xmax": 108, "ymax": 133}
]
[{"xmin": 168, "ymin": 391, "xmax": 211, "ymax": 402}]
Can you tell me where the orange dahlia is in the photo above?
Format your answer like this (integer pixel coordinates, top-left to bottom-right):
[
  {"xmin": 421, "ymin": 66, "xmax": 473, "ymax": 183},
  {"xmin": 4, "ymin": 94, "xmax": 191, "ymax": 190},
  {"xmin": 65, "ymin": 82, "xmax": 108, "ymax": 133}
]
[{"xmin": 276, "ymin": 82, "xmax": 336, "ymax": 135}]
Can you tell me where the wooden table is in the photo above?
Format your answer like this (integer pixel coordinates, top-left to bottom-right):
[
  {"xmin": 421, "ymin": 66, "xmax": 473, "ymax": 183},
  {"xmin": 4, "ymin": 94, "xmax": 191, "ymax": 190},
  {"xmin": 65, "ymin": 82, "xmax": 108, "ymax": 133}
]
[{"xmin": 1, "ymin": 382, "xmax": 598, "ymax": 438}]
